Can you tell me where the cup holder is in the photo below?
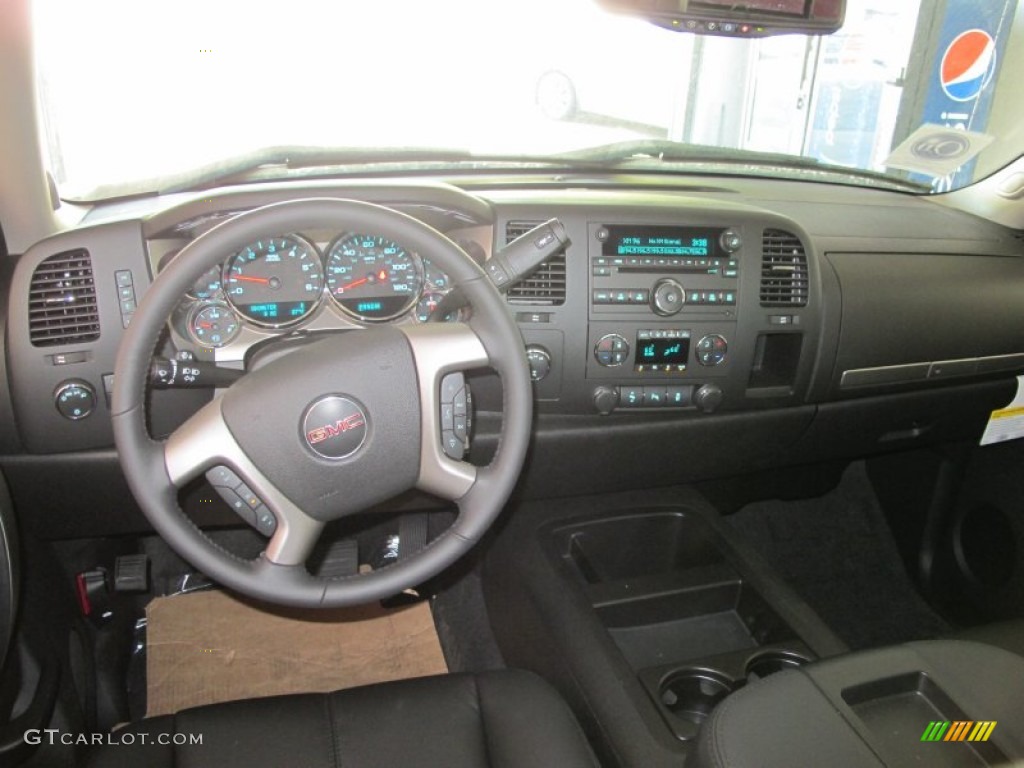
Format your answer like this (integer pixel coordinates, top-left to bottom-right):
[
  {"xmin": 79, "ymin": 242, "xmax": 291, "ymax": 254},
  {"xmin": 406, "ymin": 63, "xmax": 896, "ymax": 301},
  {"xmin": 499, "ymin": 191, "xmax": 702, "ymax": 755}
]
[
  {"xmin": 659, "ymin": 669, "xmax": 737, "ymax": 736},
  {"xmin": 745, "ymin": 650, "xmax": 810, "ymax": 681}
]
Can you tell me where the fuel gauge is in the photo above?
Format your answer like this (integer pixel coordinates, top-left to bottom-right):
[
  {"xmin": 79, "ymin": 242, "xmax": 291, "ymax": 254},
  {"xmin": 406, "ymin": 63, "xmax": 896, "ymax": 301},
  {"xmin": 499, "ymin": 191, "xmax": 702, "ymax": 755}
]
[
  {"xmin": 188, "ymin": 303, "xmax": 240, "ymax": 348},
  {"xmin": 415, "ymin": 292, "xmax": 462, "ymax": 323}
]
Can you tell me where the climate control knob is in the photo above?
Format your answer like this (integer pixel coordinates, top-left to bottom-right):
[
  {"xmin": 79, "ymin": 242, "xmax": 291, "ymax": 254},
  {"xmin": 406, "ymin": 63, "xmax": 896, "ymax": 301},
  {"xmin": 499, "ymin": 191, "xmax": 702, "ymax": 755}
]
[
  {"xmin": 594, "ymin": 334, "xmax": 630, "ymax": 367},
  {"xmin": 696, "ymin": 334, "xmax": 728, "ymax": 366},
  {"xmin": 651, "ymin": 279, "xmax": 685, "ymax": 316}
]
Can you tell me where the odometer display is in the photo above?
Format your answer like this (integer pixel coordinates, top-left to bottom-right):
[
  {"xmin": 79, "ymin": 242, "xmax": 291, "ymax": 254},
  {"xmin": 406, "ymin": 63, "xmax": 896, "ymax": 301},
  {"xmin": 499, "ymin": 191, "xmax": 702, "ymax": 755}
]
[
  {"xmin": 326, "ymin": 234, "xmax": 422, "ymax": 321},
  {"xmin": 224, "ymin": 235, "xmax": 324, "ymax": 326}
]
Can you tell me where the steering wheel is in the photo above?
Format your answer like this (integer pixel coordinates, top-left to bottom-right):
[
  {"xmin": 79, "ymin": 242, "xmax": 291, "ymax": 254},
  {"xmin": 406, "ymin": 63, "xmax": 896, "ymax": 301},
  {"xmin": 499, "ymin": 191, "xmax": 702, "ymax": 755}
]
[{"xmin": 111, "ymin": 199, "xmax": 532, "ymax": 607}]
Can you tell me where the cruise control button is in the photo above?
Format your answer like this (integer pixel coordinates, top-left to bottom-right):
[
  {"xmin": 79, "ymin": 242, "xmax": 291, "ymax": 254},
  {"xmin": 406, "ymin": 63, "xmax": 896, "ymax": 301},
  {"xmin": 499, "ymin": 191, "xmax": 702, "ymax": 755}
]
[
  {"xmin": 254, "ymin": 506, "xmax": 277, "ymax": 536},
  {"xmin": 206, "ymin": 465, "xmax": 242, "ymax": 490},
  {"xmin": 217, "ymin": 488, "xmax": 256, "ymax": 525},
  {"xmin": 234, "ymin": 483, "xmax": 262, "ymax": 510}
]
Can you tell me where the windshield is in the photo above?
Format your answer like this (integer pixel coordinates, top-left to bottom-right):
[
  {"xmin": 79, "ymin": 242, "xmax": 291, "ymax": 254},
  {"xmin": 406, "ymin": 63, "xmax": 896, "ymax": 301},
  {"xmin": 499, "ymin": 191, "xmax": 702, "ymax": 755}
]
[{"xmin": 32, "ymin": 0, "xmax": 1024, "ymax": 200}]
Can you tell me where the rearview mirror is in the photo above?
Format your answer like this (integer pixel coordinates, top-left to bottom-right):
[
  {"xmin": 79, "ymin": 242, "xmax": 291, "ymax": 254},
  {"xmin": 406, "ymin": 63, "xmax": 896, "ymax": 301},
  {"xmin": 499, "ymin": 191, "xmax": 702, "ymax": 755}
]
[{"xmin": 595, "ymin": 0, "xmax": 846, "ymax": 37}]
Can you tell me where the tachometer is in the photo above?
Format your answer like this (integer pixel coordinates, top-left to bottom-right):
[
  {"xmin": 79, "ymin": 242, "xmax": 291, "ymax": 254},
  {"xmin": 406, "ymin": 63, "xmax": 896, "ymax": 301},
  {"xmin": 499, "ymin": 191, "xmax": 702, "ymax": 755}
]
[
  {"xmin": 223, "ymin": 235, "xmax": 324, "ymax": 326},
  {"xmin": 325, "ymin": 234, "xmax": 423, "ymax": 322}
]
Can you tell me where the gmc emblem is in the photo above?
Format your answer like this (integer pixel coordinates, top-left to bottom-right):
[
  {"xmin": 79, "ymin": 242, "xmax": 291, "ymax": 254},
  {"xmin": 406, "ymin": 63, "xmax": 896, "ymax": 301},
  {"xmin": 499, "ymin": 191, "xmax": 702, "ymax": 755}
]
[
  {"xmin": 301, "ymin": 396, "xmax": 368, "ymax": 460},
  {"xmin": 306, "ymin": 414, "xmax": 366, "ymax": 445}
]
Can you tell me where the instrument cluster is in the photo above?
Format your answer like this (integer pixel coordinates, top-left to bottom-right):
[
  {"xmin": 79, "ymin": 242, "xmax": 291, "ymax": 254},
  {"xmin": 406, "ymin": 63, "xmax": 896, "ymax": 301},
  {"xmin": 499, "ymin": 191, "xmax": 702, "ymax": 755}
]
[{"xmin": 166, "ymin": 231, "xmax": 476, "ymax": 351}]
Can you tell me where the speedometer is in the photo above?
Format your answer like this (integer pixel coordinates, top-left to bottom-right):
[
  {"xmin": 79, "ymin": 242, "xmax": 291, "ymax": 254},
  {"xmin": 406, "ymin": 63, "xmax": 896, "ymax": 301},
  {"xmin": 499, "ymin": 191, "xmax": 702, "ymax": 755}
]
[
  {"xmin": 223, "ymin": 235, "xmax": 324, "ymax": 327},
  {"xmin": 325, "ymin": 234, "xmax": 423, "ymax": 321}
]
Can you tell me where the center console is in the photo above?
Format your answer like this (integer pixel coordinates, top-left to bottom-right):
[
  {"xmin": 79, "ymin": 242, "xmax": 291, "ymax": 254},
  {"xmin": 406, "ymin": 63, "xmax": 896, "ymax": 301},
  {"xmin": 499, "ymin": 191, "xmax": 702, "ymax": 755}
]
[
  {"xmin": 482, "ymin": 486, "xmax": 848, "ymax": 768},
  {"xmin": 586, "ymin": 223, "xmax": 741, "ymax": 414},
  {"xmin": 483, "ymin": 489, "xmax": 1024, "ymax": 767}
]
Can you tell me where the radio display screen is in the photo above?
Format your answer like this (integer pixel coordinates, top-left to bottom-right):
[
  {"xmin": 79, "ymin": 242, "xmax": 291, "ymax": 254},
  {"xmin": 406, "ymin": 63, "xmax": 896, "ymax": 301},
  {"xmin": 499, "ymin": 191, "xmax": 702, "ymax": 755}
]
[
  {"xmin": 603, "ymin": 226, "xmax": 724, "ymax": 259},
  {"xmin": 635, "ymin": 330, "xmax": 691, "ymax": 373}
]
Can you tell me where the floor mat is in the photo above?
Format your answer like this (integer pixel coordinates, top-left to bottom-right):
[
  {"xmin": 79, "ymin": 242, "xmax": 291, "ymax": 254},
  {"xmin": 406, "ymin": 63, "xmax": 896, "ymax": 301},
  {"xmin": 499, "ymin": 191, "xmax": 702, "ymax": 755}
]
[
  {"xmin": 727, "ymin": 462, "xmax": 951, "ymax": 650},
  {"xmin": 145, "ymin": 590, "xmax": 447, "ymax": 716}
]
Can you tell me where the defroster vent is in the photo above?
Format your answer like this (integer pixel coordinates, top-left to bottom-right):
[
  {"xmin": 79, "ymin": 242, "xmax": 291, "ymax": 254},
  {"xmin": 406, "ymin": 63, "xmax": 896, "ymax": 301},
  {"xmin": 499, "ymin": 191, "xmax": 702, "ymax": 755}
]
[
  {"xmin": 29, "ymin": 249, "xmax": 100, "ymax": 347},
  {"xmin": 760, "ymin": 230, "xmax": 808, "ymax": 307},
  {"xmin": 504, "ymin": 220, "xmax": 566, "ymax": 306}
]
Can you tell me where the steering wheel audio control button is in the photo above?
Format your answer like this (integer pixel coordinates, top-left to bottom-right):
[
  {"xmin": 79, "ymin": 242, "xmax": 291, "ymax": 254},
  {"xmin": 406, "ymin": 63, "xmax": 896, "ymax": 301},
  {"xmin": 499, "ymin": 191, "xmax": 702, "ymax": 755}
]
[{"xmin": 440, "ymin": 372, "xmax": 472, "ymax": 459}]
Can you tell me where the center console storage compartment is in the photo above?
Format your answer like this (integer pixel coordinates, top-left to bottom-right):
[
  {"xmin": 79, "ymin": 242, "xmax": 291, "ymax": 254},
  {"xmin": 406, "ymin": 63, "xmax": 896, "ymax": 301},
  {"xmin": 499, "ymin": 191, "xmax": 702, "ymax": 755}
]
[
  {"xmin": 550, "ymin": 510, "xmax": 818, "ymax": 740},
  {"xmin": 483, "ymin": 489, "xmax": 848, "ymax": 768}
]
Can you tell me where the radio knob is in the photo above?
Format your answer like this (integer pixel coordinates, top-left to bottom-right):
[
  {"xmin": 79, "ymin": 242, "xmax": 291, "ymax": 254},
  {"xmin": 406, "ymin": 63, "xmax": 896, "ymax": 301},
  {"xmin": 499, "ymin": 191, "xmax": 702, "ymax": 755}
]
[
  {"xmin": 694, "ymin": 383, "xmax": 724, "ymax": 414},
  {"xmin": 720, "ymin": 229, "xmax": 742, "ymax": 253},
  {"xmin": 525, "ymin": 345, "xmax": 552, "ymax": 382},
  {"xmin": 593, "ymin": 386, "xmax": 619, "ymax": 415},
  {"xmin": 651, "ymin": 279, "xmax": 685, "ymax": 316}
]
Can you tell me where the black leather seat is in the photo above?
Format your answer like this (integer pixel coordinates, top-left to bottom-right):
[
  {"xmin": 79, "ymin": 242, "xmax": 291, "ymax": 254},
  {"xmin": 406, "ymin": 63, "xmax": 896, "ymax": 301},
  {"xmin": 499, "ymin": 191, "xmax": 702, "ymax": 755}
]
[{"xmin": 88, "ymin": 670, "xmax": 598, "ymax": 768}]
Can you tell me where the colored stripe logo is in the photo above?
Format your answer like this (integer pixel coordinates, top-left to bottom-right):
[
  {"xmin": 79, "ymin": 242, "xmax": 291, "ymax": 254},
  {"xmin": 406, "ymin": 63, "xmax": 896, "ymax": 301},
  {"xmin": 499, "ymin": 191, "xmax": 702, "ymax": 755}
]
[
  {"xmin": 940, "ymin": 29, "xmax": 997, "ymax": 102},
  {"xmin": 921, "ymin": 721, "xmax": 997, "ymax": 742}
]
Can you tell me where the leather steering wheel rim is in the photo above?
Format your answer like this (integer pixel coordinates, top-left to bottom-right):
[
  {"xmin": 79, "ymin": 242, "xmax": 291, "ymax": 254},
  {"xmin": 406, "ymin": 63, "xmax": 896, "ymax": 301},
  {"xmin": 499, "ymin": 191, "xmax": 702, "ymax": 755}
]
[{"xmin": 111, "ymin": 198, "xmax": 532, "ymax": 607}]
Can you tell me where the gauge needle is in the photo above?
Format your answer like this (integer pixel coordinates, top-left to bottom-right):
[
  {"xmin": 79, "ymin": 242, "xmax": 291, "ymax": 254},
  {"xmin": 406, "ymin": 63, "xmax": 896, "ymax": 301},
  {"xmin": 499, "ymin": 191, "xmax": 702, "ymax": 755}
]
[
  {"xmin": 337, "ymin": 276, "xmax": 369, "ymax": 293},
  {"xmin": 232, "ymin": 274, "xmax": 271, "ymax": 284}
]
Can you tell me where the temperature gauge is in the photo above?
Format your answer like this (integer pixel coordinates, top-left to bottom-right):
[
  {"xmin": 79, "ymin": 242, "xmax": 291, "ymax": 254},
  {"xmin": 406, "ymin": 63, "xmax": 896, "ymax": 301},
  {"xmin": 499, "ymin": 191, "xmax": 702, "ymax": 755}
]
[
  {"xmin": 415, "ymin": 293, "xmax": 461, "ymax": 323},
  {"xmin": 188, "ymin": 303, "xmax": 240, "ymax": 348}
]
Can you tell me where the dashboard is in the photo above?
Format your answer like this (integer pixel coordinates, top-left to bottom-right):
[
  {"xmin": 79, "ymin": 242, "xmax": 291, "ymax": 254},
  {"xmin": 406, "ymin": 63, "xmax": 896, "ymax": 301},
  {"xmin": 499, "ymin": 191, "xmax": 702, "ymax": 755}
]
[{"xmin": 2, "ymin": 176, "xmax": 1023, "ymax": 537}]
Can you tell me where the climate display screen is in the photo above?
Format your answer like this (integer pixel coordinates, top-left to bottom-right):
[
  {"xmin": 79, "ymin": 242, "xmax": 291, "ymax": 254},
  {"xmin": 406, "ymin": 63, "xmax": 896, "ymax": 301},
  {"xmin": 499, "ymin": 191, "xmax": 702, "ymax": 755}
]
[
  {"xmin": 635, "ymin": 330, "xmax": 691, "ymax": 373},
  {"xmin": 603, "ymin": 226, "xmax": 724, "ymax": 260}
]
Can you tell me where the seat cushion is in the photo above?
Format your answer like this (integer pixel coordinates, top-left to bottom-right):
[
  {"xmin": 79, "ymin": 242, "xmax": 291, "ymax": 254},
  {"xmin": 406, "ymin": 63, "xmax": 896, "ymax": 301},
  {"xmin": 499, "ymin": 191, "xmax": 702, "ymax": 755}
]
[{"xmin": 87, "ymin": 670, "xmax": 597, "ymax": 768}]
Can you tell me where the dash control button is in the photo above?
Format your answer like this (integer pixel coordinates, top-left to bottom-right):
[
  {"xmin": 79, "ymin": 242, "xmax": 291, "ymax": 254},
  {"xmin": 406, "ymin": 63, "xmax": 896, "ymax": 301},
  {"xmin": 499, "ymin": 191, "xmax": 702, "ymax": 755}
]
[{"xmin": 620, "ymin": 386, "xmax": 644, "ymax": 408}]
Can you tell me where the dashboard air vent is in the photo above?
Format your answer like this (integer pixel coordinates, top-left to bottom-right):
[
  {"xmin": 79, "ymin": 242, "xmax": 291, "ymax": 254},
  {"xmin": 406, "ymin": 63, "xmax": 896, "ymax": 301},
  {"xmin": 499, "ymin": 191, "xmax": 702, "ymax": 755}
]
[
  {"xmin": 503, "ymin": 220, "xmax": 566, "ymax": 306},
  {"xmin": 760, "ymin": 230, "xmax": 809, "ymax": 308},
  {"xmin": 29, "ymin": 249, "xmax": 100, "ymax": 347}
]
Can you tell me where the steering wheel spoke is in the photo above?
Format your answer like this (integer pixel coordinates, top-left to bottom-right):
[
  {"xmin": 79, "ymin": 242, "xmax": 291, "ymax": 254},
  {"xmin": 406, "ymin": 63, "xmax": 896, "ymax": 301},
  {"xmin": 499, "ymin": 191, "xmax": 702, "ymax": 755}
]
[
  {"xmin": 164, "ymin": 400, "xmax": 324, "ymax": 566},
  {"xmin": 401, "ymin": 323, "xmax": 487, "ymax": 501}
]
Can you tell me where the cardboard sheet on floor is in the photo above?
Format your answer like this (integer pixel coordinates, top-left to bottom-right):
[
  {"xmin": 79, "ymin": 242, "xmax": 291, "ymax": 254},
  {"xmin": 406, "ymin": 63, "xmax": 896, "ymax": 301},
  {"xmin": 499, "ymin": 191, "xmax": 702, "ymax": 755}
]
[{"xmin": 145, "ymin": 590, "xmax": 447, "ymax": 717}]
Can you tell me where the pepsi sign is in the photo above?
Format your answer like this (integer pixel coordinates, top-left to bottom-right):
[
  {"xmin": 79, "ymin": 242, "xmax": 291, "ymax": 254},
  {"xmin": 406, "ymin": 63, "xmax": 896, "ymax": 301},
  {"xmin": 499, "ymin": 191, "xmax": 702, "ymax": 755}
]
[{"xmin": 940, "ymin": 29, "xmax": 997, "ymax": 102}]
